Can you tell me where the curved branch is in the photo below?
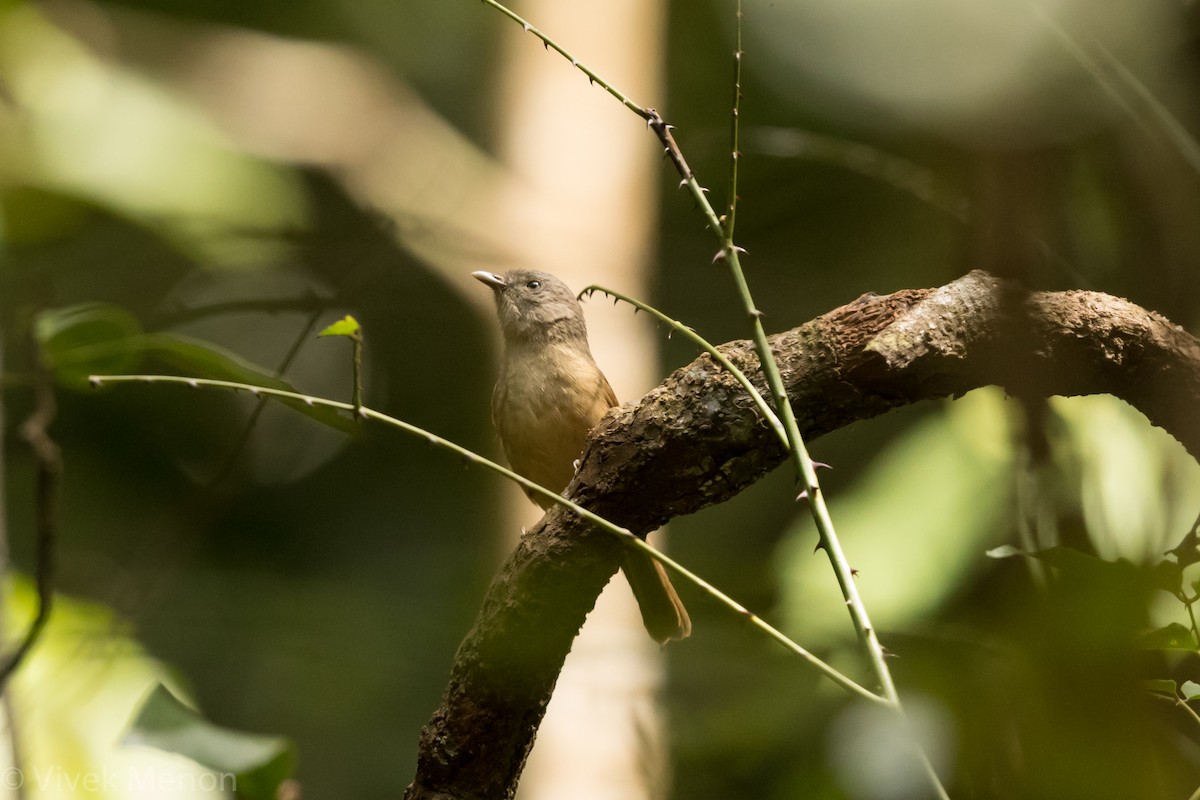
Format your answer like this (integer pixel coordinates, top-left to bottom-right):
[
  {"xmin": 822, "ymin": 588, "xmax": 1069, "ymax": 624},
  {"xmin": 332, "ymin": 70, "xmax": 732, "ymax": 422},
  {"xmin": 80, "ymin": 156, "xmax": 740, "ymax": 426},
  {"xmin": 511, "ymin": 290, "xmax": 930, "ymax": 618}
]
[{"xmin": 403, "ymin": 270, "xmax": 1200, "ymax": 800}]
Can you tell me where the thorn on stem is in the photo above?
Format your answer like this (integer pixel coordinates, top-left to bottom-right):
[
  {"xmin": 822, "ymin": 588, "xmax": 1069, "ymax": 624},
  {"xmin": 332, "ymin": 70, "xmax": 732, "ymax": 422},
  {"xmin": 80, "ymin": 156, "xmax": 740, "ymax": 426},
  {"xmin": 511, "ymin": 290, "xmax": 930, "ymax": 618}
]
[
  {"xmin": 88, "ymin": 376, "xmax": 102, "ymax": 388},
  {"xmin": 749, "ymin": 308, "xmax": 765, "ymax": 319},
  {"xmin": 795, "ymin": 489, "xmax": 808, "ymax": 502},
  {"xmin": 813, "ymin": 460, "xmax": 833, "ymax": 471},
  {"xmin": 678, "ymin": 178, "xmax": 688, "ymax": 189},
  {"xmin": 712, "ymin": 249, "xmax": 727, "ymax": 263},
  {"xmin": 522, "ymin": 23, "xmax": 530, "ymax": 32},
  {"xmin": 186, "ymin": 379, "xmax": 199, "ymax": 389}
]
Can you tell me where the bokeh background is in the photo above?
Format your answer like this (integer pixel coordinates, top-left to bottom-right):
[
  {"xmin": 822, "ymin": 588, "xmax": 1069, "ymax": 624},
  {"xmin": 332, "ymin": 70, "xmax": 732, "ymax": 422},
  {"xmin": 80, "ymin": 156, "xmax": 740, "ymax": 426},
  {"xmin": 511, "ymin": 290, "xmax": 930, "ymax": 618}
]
[{"xmin": 3, "ymin": 0, "xmax": 1200, "ymax": 798}]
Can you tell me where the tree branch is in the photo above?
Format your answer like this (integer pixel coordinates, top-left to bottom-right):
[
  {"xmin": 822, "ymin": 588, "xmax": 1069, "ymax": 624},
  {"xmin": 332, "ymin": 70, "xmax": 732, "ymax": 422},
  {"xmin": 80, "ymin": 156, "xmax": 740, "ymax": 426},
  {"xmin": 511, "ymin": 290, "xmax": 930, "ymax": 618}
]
[{"xmin": 403, "ymin": 270, "xmax": 1200, "ymax": 800}]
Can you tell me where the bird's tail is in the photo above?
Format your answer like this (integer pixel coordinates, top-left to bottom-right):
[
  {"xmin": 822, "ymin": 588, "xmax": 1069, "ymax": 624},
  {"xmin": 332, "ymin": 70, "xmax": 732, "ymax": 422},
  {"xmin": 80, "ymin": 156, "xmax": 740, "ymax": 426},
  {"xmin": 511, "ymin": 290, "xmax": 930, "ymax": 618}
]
[{"xmin": 620, "ymin": 549, "xmax": 692, "ymax": 644}]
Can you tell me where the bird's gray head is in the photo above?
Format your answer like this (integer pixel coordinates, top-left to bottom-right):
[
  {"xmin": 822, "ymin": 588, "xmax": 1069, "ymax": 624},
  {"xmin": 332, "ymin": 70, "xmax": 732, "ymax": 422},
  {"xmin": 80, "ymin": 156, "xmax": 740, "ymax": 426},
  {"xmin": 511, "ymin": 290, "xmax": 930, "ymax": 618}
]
[{"xmin": 472, "ymin": 269, "xmax": 589, "ymax": 347}]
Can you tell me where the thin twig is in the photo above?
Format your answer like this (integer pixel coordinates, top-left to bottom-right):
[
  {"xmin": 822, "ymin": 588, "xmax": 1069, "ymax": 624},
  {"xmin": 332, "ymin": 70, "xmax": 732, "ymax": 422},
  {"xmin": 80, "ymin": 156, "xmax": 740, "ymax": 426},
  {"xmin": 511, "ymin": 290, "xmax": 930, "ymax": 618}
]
[
  {"xmin": 479, "ymin": 2, "xmax": 949, "ymax": 792},
  {"xmin": 724, "ymin": 0, "xmax": 744, "ymax": 239},
  {"xmin": 1034, "ymin": 4, "xmax": 1200, "ymax": 176},
  {"xmin": 0, "ymin": 348, "xmax": 60, "ymax": 687},
  {"xmin": 89, "ymin": 373, "xmax": 883, "ymax": 704},
  {"xmin": 645, "ymin": 26, "xmax": 948, "ymax": 800},
  {"xmin": 649, "ymin": 114, "xmax": 894, "ymax": 683},
  {"xmin": 578, "ymin": 284, "xmax": 786, "ymax": 447},
  {"xmin": 478, "ymin": 0, "xmax": 650, "ymax": 120},
  {"xmin": 205, "ymin": 309, "xmax": 325, "ymax": 489}
]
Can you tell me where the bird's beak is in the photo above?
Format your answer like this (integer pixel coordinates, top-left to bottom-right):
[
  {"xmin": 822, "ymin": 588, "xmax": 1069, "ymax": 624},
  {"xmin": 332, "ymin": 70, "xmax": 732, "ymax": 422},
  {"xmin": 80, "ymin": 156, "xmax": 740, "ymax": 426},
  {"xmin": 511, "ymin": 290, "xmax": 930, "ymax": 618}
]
[{"xmin": 472, "ymin": 271, "xmax": 506, "ymax": 290}]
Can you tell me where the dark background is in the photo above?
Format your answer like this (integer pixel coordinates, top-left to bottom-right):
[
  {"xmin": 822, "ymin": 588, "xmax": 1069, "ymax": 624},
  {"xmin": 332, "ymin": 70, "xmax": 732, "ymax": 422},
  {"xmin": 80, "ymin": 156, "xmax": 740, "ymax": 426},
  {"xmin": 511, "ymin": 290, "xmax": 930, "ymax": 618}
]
[{"xmin": 3, "ymin": 0, "xmax": 1200, "ymax": 797}]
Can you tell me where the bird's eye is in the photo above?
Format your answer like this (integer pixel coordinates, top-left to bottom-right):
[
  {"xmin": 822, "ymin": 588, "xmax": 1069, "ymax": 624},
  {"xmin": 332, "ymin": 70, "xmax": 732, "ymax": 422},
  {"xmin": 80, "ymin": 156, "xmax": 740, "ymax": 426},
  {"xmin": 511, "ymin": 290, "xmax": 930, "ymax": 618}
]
[{"xmin": 525, "ymin": 280, "xmax": 542, "ymax": 290}]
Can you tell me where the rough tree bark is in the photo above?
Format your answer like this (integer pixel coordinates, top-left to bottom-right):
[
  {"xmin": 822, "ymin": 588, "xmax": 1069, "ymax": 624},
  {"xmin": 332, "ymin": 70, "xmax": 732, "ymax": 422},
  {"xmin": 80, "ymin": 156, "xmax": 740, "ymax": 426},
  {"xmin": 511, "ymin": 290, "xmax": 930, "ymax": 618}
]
[{"xmin": 403, "ymin": 270, "xmax": 1200, "ymax": 800}]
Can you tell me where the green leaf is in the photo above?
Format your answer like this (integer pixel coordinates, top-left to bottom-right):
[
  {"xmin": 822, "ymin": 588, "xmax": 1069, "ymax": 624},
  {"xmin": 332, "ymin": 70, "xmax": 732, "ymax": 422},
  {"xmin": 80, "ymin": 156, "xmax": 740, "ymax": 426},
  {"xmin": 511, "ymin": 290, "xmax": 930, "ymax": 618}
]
[
  {"xmin": 986, "ymin": 544, "xmax": 1133, "ymax": 576},
  {"xmin": 1135, "ymin": 622, "xmax": 1197, "ymax": 652},
  {"xmin": 38, "ymin": 299, "xmax": 355, "ymax": 434},
  {"xmin": 1029, "ymin": 546, "xmax": 1122, "ymax": 573},
  {"xmin": 139, "ymin": 332, "xmax": 355, "ymax": 433},
  {"xmin": 36, "ymin": 303, "xmax": 143, "ymax": 387},
  {"xmin": 318, "ymin": 315, "xmax": 361, "ymax": 338},
  {"xmin": 1182, "ymin": 680, "xmax": 1200, "ymax": 701},
  {"xmin": 1141, "ymin": 679, "xmax": 1178, "ymax": 697},
  {"xmin": 123, "ymin": 683, "xmax": 295, "ymax": 800}
]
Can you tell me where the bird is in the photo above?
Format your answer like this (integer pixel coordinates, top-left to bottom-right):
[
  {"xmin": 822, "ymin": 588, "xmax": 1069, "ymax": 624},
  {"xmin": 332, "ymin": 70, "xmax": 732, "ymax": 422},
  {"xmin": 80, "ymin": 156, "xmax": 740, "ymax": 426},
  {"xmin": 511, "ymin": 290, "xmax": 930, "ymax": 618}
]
[{"xmin": 473, "ymin": 268, "xmax": 691, "ymax": 644}]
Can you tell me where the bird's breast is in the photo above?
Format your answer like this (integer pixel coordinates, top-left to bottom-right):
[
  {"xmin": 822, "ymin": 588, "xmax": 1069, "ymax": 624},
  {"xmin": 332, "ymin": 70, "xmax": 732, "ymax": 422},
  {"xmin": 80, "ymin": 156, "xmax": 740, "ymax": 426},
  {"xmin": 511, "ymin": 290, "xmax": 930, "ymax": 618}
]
[{"xmin": 492, "ymin": 344, "xmax": 615, "ymax": 498}]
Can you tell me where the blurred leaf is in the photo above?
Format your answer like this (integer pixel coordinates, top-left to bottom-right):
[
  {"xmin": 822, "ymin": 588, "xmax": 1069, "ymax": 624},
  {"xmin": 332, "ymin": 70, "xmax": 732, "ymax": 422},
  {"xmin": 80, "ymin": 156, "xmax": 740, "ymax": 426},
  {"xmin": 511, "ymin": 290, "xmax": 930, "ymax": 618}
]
[
  {"xmin": 0, "ymin": 7, "xmax": 308, "ymax": 267},
  {"xmin": 124, "ymin": 683, "xmax": 295, "ymax": 800},
  {"xmin": 140, "ymin": 332, "xmax": 355, "ymax": 433},
  {"xmin": 1053, "ymin": 396, "xmax": 1200, "ymax": 563},
  {"xmin": 777, "ymin": 389, "xmax": 1013, "ymax": 641},
  {"xmin": 1182, "ymin": 681, "xmax": 1200, "ymax": 701},
  {"xmin": 36, "ymin": 303, "xmax": 143, "ymax": 386},
  {"xmin": 1030, "ymin": 546, "xmax": 1138, "ymax": 578},
  {"xmin": 1135, "ymin": 623, "xmax": 1196, "ymax": 652},
  {"xmin": 1164, "ymin": 514, "xmax": 1200, "ymax": 567},
  {"xmin": 318, "ymin": 315, "xmax": 361, "ymax": 338},
  {"xmin": 37, "ymin": 303, "xmax": 353, "ymax": 432},
  {"xmin": 996, "ymin": 543, "xmax": 1145, "ymax": 578},
  {"xmin": 1151, "ymin": 560, "xmax": 1184, "ymax": 596},
  {"xmin": 5, "ymin": 577, "xmax": 228, "ymax": 797},
  {"xmin": 1142, "ymin": 679, "xmax": 1178, "ymax": 697}
]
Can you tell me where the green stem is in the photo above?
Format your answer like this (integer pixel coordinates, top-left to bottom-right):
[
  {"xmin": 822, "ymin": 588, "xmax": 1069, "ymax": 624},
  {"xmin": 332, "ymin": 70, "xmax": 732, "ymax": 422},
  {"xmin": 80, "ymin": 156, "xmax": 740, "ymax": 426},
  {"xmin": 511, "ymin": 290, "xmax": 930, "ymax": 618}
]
[
  {"xmin": 658, "ymin": 49, "xmax": 940, "ymax": 800},
  {"xmin": 579, "ymin": 285, "xmax": 787, "ymax": 448},
  {"xmin": 475, "ymin": 4, "xmax": 949, "ymax": 793},
  {"xmin": 722, "ymin": 245, "xmax": 898, "ymax": 698},
  {"xmin": 1177, "ymin": 692, "xmax": 1200, "ymax": 729},
  {"xmin": 478, "ymin": 0, "xmax": 649, "ymax": 120},
  {"xmin": 90, "ymin": 373, "xmax": 882, "ymax": 705},
  {"xmin": 1185, "ymin": 596, "xmax": 1200, "ymax": 647},
  {"xmin": 724, "ymin": 0, "xmax": 743, "ymax": 239},
  {"xmin": 669, "ymin": 138, "xmax": 891, "ymax": 679}
]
